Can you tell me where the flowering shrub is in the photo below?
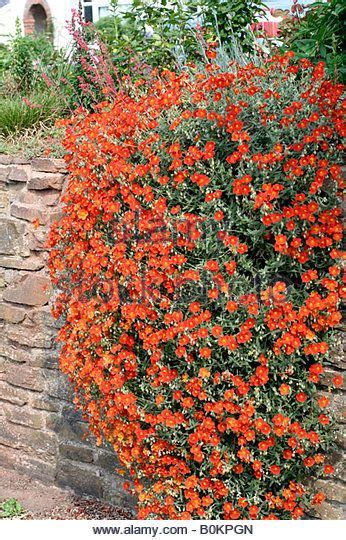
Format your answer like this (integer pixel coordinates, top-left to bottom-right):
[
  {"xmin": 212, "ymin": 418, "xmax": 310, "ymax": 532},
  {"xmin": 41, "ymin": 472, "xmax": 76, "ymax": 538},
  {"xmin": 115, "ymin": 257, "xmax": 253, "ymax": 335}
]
[{"xmin": 49, "ymin": 52, "xmax": 345, "ymax": 519}]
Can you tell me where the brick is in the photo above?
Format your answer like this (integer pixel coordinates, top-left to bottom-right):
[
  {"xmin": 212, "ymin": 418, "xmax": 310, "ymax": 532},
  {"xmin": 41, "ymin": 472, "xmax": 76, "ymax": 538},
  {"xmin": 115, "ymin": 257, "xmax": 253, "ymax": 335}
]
[
  {"xmin": 0, "ymin": 255, "xmax": 45, "ymax": 270},
  {"xmin": 28, "ymin": 173, "xmax": 65, "ymax": 191},
  {"xmin": 4, "ymin": 404, "xmax": 44, "ymax": 429},
  {"xmin": 0, "ymin": 381, "xmax": 28, "ymax": 405},
  {"xmin": 59, "ymin": 442, "xmax": 94, "ymax": 463},
  {"xmin": 8, "ymin": 166, "xmax": 29, "ymax": 183},
  {"xmin": 3, "ymin": 273, "xmax": 52, "ymax": 306},
  {"xmin": 5, "ymin": 364, "xmax": 44, "ymax": 392},
  {"xmin": 0, "ymin": 219, "xmax": 25, "ymax": 255},
  {"xmin": 0, "ymin": 303, "xmax": 26, "ymax": 323}
]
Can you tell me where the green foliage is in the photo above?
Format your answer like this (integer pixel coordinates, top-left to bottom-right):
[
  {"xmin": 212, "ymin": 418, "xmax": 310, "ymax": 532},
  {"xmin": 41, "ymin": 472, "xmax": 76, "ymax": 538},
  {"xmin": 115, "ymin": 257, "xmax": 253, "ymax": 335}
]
[
  {"xmin": 0, "ymin": 498, "xmax": 24, "ymax": 519},
  {"xmin": 281, "ymin": 0, "xmax": 346, "ymax": 82},
  {"xmin": 4, "ymin": 19, "xmax": 66, "ymax": 93},
  {"xmin": 0, "ymin": 91, "xmax": 65, "ymax": 137},
  {"xmin": 98, "ymin": 0, "xmax": 265, "ymax": 74}
]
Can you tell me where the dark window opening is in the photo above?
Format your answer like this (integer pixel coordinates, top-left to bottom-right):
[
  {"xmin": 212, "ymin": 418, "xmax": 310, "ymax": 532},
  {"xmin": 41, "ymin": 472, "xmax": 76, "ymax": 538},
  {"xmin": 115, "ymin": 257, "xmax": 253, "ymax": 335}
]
[{"xmin": 84, "ymin": 5, "xmax": 93, "ymax": 23}]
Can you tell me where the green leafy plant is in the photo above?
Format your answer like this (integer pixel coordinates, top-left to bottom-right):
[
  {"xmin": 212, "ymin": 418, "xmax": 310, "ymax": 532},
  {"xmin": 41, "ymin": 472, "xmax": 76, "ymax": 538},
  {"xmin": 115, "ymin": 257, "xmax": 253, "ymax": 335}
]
[
  {"xmin": 5, "ymin": 19, "xmax": 67, "ymax": 93},
  {"xmin": 0, "ymin": 91, "xmax": 65, "ymax": 137},
  {"xmin": 0, "ymin": 498, "xmax": 24, "ymax": 518},
  {"xmin": 280, "ymin": 0, "xmax": 346, "ymax": 82},
  {"xmin": 96, "ymin": 0, "xmax": 265, "ymax": 74}
]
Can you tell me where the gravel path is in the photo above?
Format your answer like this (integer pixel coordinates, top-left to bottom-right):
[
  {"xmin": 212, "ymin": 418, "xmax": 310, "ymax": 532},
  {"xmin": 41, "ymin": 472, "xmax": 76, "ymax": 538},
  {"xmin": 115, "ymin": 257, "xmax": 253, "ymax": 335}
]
[{"xmin": 0, "ymin": 467, "xmax": 135, "ymax": 520}]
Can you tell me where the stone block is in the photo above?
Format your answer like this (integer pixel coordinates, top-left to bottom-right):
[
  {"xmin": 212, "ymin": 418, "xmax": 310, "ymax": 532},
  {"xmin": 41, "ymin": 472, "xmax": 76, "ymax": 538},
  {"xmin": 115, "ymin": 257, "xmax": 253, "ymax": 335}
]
[
  {"xmin": 10, "ymin": 202, "xmax": 48, "ymax": 225},
  {"xmin": 327, "ymin": 393, "xmax": 345, "ymax": 424},
  {"xmin": 102, "ymin": 475, "xmax": 136, "ymax": 510},
  {"xmin": 95, "ymin": 449, "xmax": 118, "ymax": 474},
  {"xmin": 59, "ymin": 442, "xmax": 94, "ymax": 463},
  {"xmin": 27, "ymin": 230, "xmax": 47, "ymax": 251},
  {"xmin": 320, "ymin": 368, "xmax": 345, "ymax": 391},
  {"xmin": 0, "ymin": 342, "xmax": 31, "ymax": 363},
  {"xmin": 3, "ymin": 273, "xmax": 52, "ymax": 306},
  {"xmin": 45, "ymin": 371, "xmax": 74, "ymax": 402},
  {"xmin": 0, "ymin": 381, "xmax": 29, "ymax": 406},
  {"xmin": 56, "ymin": 461, "xmax": 103, "ymax": 498},
  {"xmin": 32, "ymin": 395, "xmax": 61, "ymax": 413},
  {"xmin": 11, "ymin": 157, "xmax": 30, "ymax": 165},
  {"xmin": 0, "ymin": 219, "xmax": 25, "ymax": 255},
  {"xmin": 6, "ymin": 324, "xmax": 55, "ymax": 348},
  {"xmin": 46, "ymin": 409, "xmax": 91, "ymax": 446},
  {"xmin": 4, "ymin": 404, "xmax": 44, "ymax": 429},
  {"xmin": 8, "ymin": 166, "xmax": 28, "ymax": 183},
  {"xmin": 20, "ymin": 454, "xmax": 57, "ymax": 483},
  {"xmin": 0, "ymin": 167, "xmax": 8, "ymax": 184},
  {"xmin": 0, "ymin": 156, "xmax": 11, "ymax": 165},
  {"xmin": 28, "ymin": 173, "xmax": 65, "ymax": 191},
  {"xmin": 0, "ymin": 303, "xmax": 26, "ymax": 323},
  {"xmin": 26, "ymin": 306, "xmax": 62, "ymax": 330},
  {"xmin": 0, "ymin": 418, "xmax": 56, "ymax": 455},
  {"xmin": 5, "ymin": 363, "xmax": 44, "ymax": 392},
  {"xmin": 0, "ymin": 255, "xmax": 45, "ymax": 270},
  {"xmin": 0, "ymin": 190, "xmax": 9, "ymax": 211},
  {"xmin": 32, "ymin": 158, "xmax": 65, "ymax": 173},
  {"xmin": 311, "ymin": 501, "xmax": 344, "ymax": 520},
  {"xmin": 314, "ymin": 479, "xmax": 346, "ymax": 504}
]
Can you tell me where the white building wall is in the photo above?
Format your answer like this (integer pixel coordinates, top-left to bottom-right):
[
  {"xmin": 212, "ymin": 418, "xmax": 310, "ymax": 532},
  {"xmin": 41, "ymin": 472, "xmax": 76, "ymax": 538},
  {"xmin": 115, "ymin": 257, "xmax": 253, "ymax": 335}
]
[{"xmin": 0, "ymin": 0, "xmax": 131, "ymax": 49}]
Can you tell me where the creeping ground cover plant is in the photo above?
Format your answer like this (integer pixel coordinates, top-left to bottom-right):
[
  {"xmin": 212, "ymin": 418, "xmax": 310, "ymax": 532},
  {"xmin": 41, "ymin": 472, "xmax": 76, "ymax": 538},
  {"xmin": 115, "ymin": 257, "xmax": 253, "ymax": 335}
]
[{"xmin": 49, "ymin": 51, "xmax": 345, "ymax": 519}]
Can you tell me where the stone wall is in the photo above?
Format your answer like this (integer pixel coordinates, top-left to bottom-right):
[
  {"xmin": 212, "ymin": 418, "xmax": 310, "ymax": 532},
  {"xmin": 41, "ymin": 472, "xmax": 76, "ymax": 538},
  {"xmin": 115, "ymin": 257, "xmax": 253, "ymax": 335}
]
[
  {"xmin": 0, "ymin": 154, "xmax": 344, "ymax": 518},
  {"xmin": 0, "ymin": 155, "xmax": 134, "ymax": 510}
]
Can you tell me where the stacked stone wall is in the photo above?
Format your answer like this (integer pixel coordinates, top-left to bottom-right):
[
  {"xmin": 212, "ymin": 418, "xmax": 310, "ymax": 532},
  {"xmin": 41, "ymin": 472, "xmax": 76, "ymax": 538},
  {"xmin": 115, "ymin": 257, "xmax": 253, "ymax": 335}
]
[{"xmin": 0, "ymin": 155, "xmax": 133, "ymax": 509}]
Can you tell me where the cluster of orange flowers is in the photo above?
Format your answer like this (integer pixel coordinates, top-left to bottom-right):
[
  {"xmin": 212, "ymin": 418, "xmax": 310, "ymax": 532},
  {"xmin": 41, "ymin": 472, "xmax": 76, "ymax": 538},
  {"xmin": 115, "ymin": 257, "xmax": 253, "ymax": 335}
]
[{"xmin": 49, "ymin": 52, "xmax": 345, "ymax": 519}]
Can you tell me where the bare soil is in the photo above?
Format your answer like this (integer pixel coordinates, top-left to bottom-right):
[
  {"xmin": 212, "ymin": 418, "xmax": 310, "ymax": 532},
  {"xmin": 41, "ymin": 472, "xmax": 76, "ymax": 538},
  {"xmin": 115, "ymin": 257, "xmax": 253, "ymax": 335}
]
[{"xmin": 0, "ymin": 467, "xmax": 134, "ymax": 519}]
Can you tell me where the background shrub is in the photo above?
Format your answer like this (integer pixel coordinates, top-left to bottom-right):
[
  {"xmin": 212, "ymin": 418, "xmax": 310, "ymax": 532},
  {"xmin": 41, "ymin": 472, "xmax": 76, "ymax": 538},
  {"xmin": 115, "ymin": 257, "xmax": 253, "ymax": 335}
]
[{"xmin": 280, "ymin": 0, "xmax": 346, "ymax": 82}]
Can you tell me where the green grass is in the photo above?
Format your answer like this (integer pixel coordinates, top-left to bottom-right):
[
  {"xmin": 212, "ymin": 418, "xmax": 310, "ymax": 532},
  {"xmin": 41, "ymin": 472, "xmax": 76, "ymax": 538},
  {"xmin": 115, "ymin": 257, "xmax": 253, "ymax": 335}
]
[
  {"xmin": 0, "ymin": 91, "xmax": 66, "ymax": 137},
  {"xmin": 0, "ymin": 498, "xmax": 24, "ymax": 518}
]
